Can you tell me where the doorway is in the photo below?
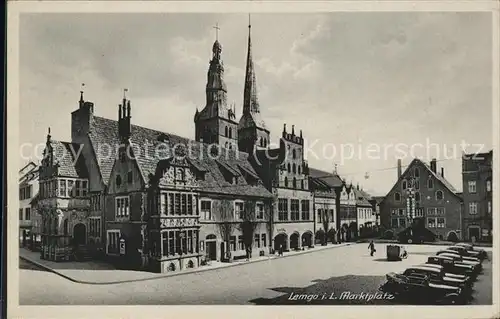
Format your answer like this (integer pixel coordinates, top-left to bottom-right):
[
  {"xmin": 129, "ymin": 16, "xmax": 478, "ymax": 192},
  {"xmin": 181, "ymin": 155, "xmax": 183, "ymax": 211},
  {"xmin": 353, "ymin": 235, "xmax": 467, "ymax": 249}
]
[
  {"xmin": 468, "ymin": 226, "xmax": 480, "ymax": 242},
  {"xmin": 206, "ymin": 234, "xmax": 217, "ymax": 261},
  {"xmin": 73, "ymin": 223, "xmax": 87, "ymax": 246}
]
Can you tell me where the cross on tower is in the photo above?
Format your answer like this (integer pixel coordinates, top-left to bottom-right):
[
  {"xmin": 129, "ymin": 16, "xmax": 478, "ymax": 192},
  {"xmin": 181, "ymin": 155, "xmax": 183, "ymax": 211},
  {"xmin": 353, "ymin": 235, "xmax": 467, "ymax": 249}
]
[{"xmin": 213, "ymin": 22, "xmax": 220, "ymax": 40}]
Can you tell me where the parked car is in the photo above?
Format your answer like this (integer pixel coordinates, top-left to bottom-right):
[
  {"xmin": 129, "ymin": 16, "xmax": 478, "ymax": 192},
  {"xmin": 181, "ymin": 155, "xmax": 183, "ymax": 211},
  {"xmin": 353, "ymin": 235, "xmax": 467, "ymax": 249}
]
[
  {"xmin": 437, "ymin": 252, "xmax": 482, "ymax": 273},
  {"xmin": 416, "ymin": 264, "xmax": 473, "ymax": 290},
  {"xmin": 380, "ymin": 269, "xmax": 464, "ymax": 304},
  {"xmin": 397, "ymin": 227, "xmax": 436, "ymax": 244},
  {"xmin": 455, "ymin": 243, "xmax": 488, "ymax": 260},
  {"xmin": 426, "ymin": 255, "xmax": 478, "ymax": 279},
  {"xmin": 437, "ymin": 249, "xmax": 481, "ymax": 264}
]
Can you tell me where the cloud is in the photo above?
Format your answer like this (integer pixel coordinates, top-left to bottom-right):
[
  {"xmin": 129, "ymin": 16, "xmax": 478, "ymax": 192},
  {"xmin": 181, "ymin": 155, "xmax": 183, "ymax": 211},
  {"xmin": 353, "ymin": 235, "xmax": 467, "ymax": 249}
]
[{"xmin": 18, "ymin": 12, "xmax": 492, "ymax": 194}]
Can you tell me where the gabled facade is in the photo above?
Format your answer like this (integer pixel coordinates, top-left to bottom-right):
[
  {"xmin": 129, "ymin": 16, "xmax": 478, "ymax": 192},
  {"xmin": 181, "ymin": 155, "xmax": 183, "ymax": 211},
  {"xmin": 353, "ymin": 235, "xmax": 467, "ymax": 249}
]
[
  {"xmin": 19, "ymin": 163, "xmax": 39, "ymax": 247},
  {"xmin": 338, "ymin": 183, "xmax": 357, "ymax": 241},
  {"xmin": 37, "ymin": 130, "xmax": 90, "ymax": 261},
  {"xmin": 353, "ymin": 186, "xmax": 376, "ymax": 237},
  {"xmin": 309, "ymin": 174, "xmax": 336, "ymax": 244},
  {"xmin": 462, "ymin": 150, "xmax": 493, "ymax": 242},
  {"xmin": 380, "ymin": 158, "xmax": 462, "ymax": 240}
]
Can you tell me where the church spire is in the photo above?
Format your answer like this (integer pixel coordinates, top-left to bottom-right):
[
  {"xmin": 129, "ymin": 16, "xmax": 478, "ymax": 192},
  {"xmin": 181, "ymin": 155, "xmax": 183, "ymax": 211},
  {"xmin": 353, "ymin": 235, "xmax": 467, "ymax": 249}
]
[{"xmin": 243, "ymin": 14, "xmax": 260, "ymax": 116}]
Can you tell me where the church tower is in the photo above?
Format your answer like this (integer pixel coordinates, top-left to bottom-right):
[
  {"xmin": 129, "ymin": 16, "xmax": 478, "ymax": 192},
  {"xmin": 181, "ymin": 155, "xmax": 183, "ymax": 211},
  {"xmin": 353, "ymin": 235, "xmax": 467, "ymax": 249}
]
[
  {"xmin": 194, "ymin": 24, "xmax": 238, "ymax": 150},
  {"xmin": 238, "ymin": 17, "xmax": 270, "ymax": 154}
]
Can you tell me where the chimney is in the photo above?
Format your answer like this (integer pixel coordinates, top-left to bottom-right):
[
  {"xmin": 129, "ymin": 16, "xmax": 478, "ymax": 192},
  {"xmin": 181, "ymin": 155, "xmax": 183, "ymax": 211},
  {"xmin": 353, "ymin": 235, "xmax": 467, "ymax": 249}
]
[
  {"xmin": 118, "ymin": 98, "xmax": 132, "ymax": 141},
  {"xmin": 430, "ymin": 158, "xmax": 437, "ymax": 173},
  {"xmin": 397, "ymin": 159, "xmax": 402, "ymax": 179},
  {"xmin": 71, "ymin": 90, "xmax": 94, "ymax": 143},
  {"xmin": 441, "ymin": 167, "xmax": 444, "ymax": 177}
]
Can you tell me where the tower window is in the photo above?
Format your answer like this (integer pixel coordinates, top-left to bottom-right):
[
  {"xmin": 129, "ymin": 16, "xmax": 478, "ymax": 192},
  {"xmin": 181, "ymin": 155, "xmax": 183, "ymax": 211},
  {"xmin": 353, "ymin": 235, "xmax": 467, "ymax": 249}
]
[
  {"xmin": 284, "ymin": 177, "xmax": 288, "ymax": 188},
  {"xmin": 287, "ymin": 163, "xmax": 291, "ymax": 173},
  {"xmin": 292, "ymin": 149, "xmax": 297, "ymax": 159},
  {"xmin": 229, "ymin": 128, "xmax": 232, "ymax": 139},
  {"xmin": 259, "ymin": 137, "xmax": 263, "ymax": 147},
  {"xmin": 298, "ymin": 165, "xmax": 301, "ymax": 174},
  {"xmin": 293, "ymin": 177, "xmax": 297, "ymax": 189},
  {"xmin": 225, "ymin": 126, "xmax": 228, "ymax": 137},
  {"xmin": 292, "ymin": 163, "xmax": 296, "ymax": 173}
]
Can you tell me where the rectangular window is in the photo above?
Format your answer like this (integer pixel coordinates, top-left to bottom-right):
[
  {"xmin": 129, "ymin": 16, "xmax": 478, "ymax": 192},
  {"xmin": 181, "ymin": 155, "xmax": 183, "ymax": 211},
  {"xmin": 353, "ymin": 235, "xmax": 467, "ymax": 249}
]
[
  {"xmin": 181, "ymin": 230, "xmax": 188, "ymax": 254},
  {"xmin": 398, "ymin": 209, "xmax": 405, "ymax": 216},
  {"xmin": 436, "ymin": 208, "xmax": 445, "ymax": 215},
  {"xmin": 318, "ymin": 209, "xmax": 322, "ymax": 223},
  {"xmin": 181, "ymin": 194, "xmax": 187, "ymax": 215},
  {"xmin": 230, "ymin": 236, "xmax": 236, "ymax": 251},
  {"xmin": 290, "ymin": 199, "xmax": 300, "ymax": 220},
  {"xmin": 469, "ymin": 202, "xmax": 478, "ymax": 215},
  {"xmin": 415, "ymin": 208, "xmax": 424, "ymax": 217},
  {"xmin": 488, "ymin": 201, "xmax": 492, "ymax": 214},
  {"xmin": 19, "ymin": 208, "xmax": 23, "ymax": 221},
  {"xmin": 67, "ymin": 180, "xmax": 74, "ymax": 197},
  {"xmin": 168, "ymin": 193, "xmax": 174, "ymax": 215},
  {"xmin": 162, "ymin": 232, "xmax": 168, "ymax": 256},
  {"xmin": 427, "ymin": 208, "xmax": 436, "ymax": 216},
  {"xmin": 187, "ymin": 230, "xmax": 193, "ymax": 253},
  {"xmin": 391, "ymin": 218, "xmax": 398, "ymax": 228},
  {"xmin": 486, "ymin": 180, "xmax": 492, "ymax": 192},
  {"xmin": 238, "ymin": 235, "xmax": 244, "ymax": 250},
  {"xmin": 169, "ymin": 231, "xmax": 175, "ymax": 256},
  {"xmin": 399, "ymin": 218, "xmax": 406, "ymax": 228},
  {"xmin": 256, "ymin": 203, "xmax": 264, "ymax": 219},
  {"xmin": 278, "ymin": 198, "xmax": 288, "ymax": 221},
  {"xmin": 329, "ymin": 209, "xmax": 334, "ymax": 221},
  {"xmin": 174, "ymin": 193, "xmax": 181, "ymax": 215},
  {"xmin": 235, "ymin": 202, "xmax": 244, "ymax": 220},
  {"xmin": 201, "ymin": 200, "xmax": 212, "ymax": 220},
  {"xmin": 115, "ymin": 196, "xmax": 130, "ymax": 218},
  {"xmin": 391, "ymin": 209, "xmax": 398, "ymax": 216},
  {"xmin": 437, "ymin": 218, "xmax": 445, "ymax": 228},
  {"xmin": 107, "ymin": 230, "xmax": 120, "ymax": 255},
  {"xmin": 261, "ymin": 234, "xmax": 267, "ymax": 247},
  {"xmin": 187, "ymin": 194, "xmax": 193, "ymax": 215},
  {"xmin": 301, "ymin": 200, "xmax": 310, "ymax": 220},
  {"xmin": 427, "ymin": 217, "xmax": 436, "ymax": 228},
  {"xmin": 468, "ymin": 181, "xmax": 477, "ymax": 193},
  {"xmin": 59, "ymin": 180, "xmax": 67, "ymax": 197},
  {"xmin": 160, "ymin": 193, "xmax": 167, "ymax": 215},
  {"xmin": 82, "ymin": 181, "xmax": 88, "ymax": 196},
  {"xmin": 25, "ymin": 207, "xmax": 31, "ymax": 221},
  {"xmin": 254, "ymin": 234, "xmax": 260, "ymax": 248},
  {"xmin": 127, "ymin": 171, "xmax": 133, "ymax": 183},
  {"xmin": 75, "ymin": 180, "xmax": 81, "ymax": 197}
]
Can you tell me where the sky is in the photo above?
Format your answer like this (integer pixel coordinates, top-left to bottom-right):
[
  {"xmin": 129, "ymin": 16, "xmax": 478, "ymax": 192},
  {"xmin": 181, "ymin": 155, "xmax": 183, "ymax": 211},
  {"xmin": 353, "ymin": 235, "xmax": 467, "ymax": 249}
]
[{"xmin": 19, "ymin": 12, "xmax": 493, "ymax": 195}]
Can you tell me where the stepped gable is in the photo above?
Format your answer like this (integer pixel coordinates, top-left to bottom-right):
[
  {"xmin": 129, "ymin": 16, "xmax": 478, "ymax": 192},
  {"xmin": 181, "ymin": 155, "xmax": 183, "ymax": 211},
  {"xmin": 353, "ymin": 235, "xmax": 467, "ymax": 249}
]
[
  {"xmin": 89, "ymin": 116, "xmax": 272, "ymax": 197},
  {"xmin": 49, "ymin": 140, "xmax": 89, "ymax": 178}
]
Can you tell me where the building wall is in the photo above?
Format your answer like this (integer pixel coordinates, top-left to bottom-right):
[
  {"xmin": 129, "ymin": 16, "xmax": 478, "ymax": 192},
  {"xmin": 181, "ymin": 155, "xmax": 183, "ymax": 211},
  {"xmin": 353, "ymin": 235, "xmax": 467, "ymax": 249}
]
[
  {"xmin": 462, "ymin": 152, "xmax": 493, "ymax": 241},
  {"xmin": 313, "ymin": 195, "xmax": 336, "ymax": 234},
  {"xmin": 381, "ymin": 160, "xmax": 462, "ymax": 240}
]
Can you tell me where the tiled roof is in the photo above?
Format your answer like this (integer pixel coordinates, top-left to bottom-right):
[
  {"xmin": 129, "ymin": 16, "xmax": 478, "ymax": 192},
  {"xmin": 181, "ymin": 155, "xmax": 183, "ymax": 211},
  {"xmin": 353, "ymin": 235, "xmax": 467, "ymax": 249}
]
[
  {"xmin": 89, "ymin": 116, "xmax": 273, "ymax": 198},
  {"xmin": 308, "ymin": 168, "xmax": 343, "ymax": 188},
  {"xmin": 420, "ymin": 160, "xmax": 459, "ymax": 194},
  {"xmin": 50, "ymin": 140, "xmax": 89, "ymax": 178},
  {"xmin": 353, "ymin": 188, "xmax": 372, "ymax": 206}
]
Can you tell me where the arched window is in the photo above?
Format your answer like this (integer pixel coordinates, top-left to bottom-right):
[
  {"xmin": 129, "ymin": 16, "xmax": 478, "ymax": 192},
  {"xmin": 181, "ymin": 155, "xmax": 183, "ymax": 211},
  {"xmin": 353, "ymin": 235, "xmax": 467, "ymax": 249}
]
[
  {"xmin": 228, "ymin": 128, "xmax": 232, "ymax": 139},
  {"xmin": 301, "ymin": 180, "xmax": 304, "ymax": 189},
  {"xmin": 402, "ymin": 180, "xmax": 407, "ymax": 190},
  {"xmin": 415, "ymin": 192, "xmax": 421, "ymax": 202},
  {"xmin": 298, "ymin": 165, "xmax": 301, "ymax": 174},
  {"xmin": 414, "ymin": 168, "xmax": 420, "ymax": 178},
  {"xmin": 292, "ymin": 149, "xmax": 297, "ymax": 159},
  {"xmin": 292, "ymin": 163, "xmax": 296, "ymax": 173},
  {"xmin": 284, "ymin": 177, "xmax": 288, "ymax": 188},
  {"xmin": 427, "ymin": 178, "xmax": 434, "ymax": 189},
  {"xmin": 293, "ymin": 177, "xmax": 297, "ymax": 188},
  {"xmin": 224, "ymin": 126, "xmax": 228, "ymax": 137},
  {"xmin": 264, "ymin": 139, "xmax": 267, "ymax": 147},
  {"xmin": 436, "ymin": 190, "xmax": 444, "ymax": 200},
  {"xmin": 394, "ymin": 192, "xmax": 401, "ymax": 201},
  {"xmin": 486, "ymin": 179, "xmax": 492, "ymax": 192},
  {"xmin": 187, "ymin": 260, "xmax": 194, "ymax": 268},
  {"xmin": 287, "ymin": 163, "xmax": 291, "ymax": 173},
  {"xmin": 260, "ymin": 137, "xmax": 264, "ymax": 147}
]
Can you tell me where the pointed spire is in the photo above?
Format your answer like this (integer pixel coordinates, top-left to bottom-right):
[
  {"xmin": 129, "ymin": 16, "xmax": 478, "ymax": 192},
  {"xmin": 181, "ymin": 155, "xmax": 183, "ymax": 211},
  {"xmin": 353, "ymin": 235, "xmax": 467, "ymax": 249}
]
[
  {"xmin": 243, "ymin": 15, "xmax": 260, "ymax": 116},
  {"xmin": 79, "ymin": 83, "xmax": 85, "ymax": 107},
  {"xmin": 46, "ymin": 127, "xmax": 51, "ymax": 142},
  {"xmin": 283, "ymin": 123, "xmax": 286, "ymax": 133},
  {"xmin": 292, "ymin": 125, "xmax": 295, "ymax": 136}
]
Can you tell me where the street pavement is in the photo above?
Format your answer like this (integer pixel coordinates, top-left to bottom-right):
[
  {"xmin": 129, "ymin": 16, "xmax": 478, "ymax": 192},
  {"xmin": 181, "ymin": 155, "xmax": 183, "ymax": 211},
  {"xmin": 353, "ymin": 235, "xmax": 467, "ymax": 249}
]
[{"xmin": 19, "ymin": 243, "xmax": 493, "ymax": 305}]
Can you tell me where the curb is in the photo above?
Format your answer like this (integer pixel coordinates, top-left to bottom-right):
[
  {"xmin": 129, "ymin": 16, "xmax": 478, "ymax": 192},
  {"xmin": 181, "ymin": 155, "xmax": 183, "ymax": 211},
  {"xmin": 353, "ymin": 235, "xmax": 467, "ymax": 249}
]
[{"xmin": 20, "ymin": 243, "xmax": 354, "ymax": 285}]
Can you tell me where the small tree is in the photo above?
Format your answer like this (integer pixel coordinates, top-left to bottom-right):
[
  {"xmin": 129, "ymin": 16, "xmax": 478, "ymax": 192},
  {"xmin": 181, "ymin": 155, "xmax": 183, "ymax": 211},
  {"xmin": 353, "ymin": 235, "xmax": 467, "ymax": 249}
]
[
  {"xmin": 213, "ymin": 199, "xmax": 234, "ymax": 261},
  {"xmin": 239, "ymin": 201, "xmax": 258, "ymax": 260}
]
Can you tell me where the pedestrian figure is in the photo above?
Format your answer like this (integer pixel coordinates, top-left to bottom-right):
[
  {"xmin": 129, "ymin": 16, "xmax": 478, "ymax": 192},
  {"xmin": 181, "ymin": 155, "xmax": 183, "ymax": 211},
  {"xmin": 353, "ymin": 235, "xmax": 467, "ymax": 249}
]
[
  {"xmin": 279, "ymin": 244, "xmax": 284, "ymax": 257},
  {"xmin": 368, "ymin": 240, "xmax": 376, "ymax": 256}
]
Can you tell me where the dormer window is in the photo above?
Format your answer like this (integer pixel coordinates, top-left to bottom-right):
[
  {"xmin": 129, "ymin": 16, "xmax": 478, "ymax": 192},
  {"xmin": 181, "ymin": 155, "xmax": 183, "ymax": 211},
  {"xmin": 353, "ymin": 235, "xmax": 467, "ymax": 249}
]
[
  {"xmin": 402, "ymin": 180, "xmax": 407, "ymax": 190},
  {"xmin": 435, "ymin": 190, "xmax": 444, "ymax": 200},
  {"xmin": 427, "ymin": 178, "xmax": 434, "ymax": 189},
  {"xmin": 394, "ymin": 192, "xmax": 401, "ymax": 201},
  {"xmin": 414, "ymin": 168, "xmax": 420, "ymax": 177}
]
